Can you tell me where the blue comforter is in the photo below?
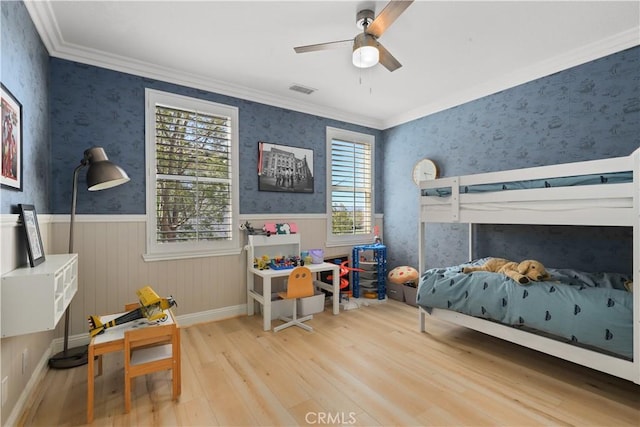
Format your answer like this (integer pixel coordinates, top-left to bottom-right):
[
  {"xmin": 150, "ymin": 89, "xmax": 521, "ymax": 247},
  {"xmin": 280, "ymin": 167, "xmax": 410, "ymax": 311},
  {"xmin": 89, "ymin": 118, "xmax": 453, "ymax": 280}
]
[{"xmin": 417, "ymin": 258, "xmax": 633, "ymax": 359}]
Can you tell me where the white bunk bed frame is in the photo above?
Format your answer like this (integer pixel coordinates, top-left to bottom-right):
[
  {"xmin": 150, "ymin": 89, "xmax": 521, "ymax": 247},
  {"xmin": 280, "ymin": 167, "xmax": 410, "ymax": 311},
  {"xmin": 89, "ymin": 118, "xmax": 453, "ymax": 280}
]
[{"xmin": 418, "ymin": 148, "xmax": 640, "ymax": 384}]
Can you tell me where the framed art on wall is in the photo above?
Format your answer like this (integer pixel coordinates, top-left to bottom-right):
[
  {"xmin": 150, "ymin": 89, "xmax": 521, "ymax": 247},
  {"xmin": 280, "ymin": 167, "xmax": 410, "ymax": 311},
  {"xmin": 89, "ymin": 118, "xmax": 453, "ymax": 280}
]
[
  {"xmin": 1, "ymin": 84, "xmax": 23, "ymax": 191},
  {"xmin": 258, "ymin": 141, "xmax": 314, "ymax": 193},
  {"xmin": 19, "ymin": 204, "xmax": 45, "ymax": 267}
]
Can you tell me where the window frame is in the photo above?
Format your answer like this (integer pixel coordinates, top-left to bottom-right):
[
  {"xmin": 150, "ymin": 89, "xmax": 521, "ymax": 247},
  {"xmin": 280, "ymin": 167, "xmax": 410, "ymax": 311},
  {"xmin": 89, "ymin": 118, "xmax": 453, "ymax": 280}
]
[
  {"xmin": 325, "ymin": 126, "xmax": 375, "ymax": 247},
  {"xmin": 144, "ymin": 88, "xmax": 240, "ymax": 261}
]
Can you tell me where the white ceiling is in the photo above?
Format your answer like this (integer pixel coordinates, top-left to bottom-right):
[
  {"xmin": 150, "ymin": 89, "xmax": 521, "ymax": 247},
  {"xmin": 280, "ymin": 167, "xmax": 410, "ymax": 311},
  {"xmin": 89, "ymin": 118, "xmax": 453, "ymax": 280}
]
[{"xmin": 26, "ymin": 1, "xmax": 640, "ymax": 129}]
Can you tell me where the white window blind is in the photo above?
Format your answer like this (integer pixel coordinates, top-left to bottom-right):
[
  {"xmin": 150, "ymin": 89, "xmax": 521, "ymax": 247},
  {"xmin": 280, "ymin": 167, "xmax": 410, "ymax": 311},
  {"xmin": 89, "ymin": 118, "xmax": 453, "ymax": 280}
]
[
  {"xmin": 145, "ymin": 89, "xmax": 239, "ymax": 260},
  {"xmin": 326, "ymin": 127, "xmax": 374, "ymax": 243}
]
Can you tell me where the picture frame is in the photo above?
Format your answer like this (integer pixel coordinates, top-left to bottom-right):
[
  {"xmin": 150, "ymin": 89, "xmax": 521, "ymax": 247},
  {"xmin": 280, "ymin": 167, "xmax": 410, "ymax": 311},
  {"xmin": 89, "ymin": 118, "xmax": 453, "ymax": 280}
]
[
  {"xmin": 1, "ymin": 84, "xmax": 23, "ymax": 191},
  {"xmin": 19, "ymin": 204, "xmax": 45, "ymax": 267},
  {"xmin": 258, "ymin": 142, "xmax": 314, "ymax": 193}
]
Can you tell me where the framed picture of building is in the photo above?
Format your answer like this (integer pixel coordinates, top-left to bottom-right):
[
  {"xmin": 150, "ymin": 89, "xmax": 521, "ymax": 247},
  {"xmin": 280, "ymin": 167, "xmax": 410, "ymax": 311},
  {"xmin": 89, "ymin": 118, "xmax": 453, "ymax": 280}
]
[{"xmin": 258, "ymin": 142, "xmax": 314, "ymax": 193}]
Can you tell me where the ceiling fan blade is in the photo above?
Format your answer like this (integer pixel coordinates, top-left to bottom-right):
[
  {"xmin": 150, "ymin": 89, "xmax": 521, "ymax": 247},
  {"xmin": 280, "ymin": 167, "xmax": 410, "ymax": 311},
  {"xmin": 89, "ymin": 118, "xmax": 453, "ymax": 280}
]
[
  {"xmin": 294, "ymin": 39, "xmax": 353, "ymax": 54},
  {"xmin": 366, "ymin": 0, "xmax": 414, "ymax": 38},
  {"xmin": 377, "ymin": 42, "xmax": 402, "ymax": 72}
]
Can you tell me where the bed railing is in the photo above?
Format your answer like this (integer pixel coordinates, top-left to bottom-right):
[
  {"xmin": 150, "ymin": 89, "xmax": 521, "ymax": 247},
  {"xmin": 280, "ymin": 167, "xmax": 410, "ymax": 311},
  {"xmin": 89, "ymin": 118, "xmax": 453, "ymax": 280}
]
[{"xmin": 419, "ymin": 148, "xmax": 640, "ymax": 226}]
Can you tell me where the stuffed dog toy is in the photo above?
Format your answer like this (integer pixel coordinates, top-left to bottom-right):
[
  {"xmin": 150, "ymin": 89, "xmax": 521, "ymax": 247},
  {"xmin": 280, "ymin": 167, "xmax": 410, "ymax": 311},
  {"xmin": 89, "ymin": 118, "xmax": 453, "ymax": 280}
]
[{"xmin": 462, "ymin": 258, "xmax": 550, "ymax": 285}]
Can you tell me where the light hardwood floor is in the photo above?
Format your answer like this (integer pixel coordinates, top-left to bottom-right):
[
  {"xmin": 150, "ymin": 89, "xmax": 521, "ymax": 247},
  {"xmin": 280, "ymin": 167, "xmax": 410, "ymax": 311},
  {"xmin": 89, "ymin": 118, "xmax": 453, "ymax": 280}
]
[{"xmin": 20, "ymin": 299, "xmax": 640, "ymax": 426}]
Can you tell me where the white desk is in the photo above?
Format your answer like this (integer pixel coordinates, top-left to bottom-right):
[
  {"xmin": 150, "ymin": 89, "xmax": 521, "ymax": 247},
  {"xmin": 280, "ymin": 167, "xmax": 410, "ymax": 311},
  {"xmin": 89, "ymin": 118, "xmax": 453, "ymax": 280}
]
[{"xmin": 247, "ymin": 262, "xmax": 340, "ymax": 330}]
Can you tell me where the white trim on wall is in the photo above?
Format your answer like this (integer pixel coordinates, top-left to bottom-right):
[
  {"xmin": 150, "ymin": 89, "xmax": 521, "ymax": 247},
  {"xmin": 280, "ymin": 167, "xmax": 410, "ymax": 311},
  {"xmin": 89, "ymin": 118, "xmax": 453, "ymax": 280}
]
[
  {"xmin": 49, "ymin": 214, "xmax": 147, "ymax": 223},
  {"xmin": 46, "ymin": 213, "xmax": 383, "ymax": 223},
  {"xmin": 24, "ymin": 2, "xmax": 639, "ymax": 130},
  {"xmin": 241, "ymin": 213, "xmax": 327, "ymax": 221},
  {"xmin": 1, "ymin": 213, "xmax": 53, "ymax": 226},
  {"xmin": 0, "ymin": 214, "xmax": 20, "ymax": 226}
]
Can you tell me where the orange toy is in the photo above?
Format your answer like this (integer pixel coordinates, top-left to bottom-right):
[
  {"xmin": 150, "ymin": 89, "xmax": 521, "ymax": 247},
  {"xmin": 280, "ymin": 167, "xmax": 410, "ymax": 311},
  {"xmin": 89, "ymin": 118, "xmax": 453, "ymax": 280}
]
[{"xmin": 327, "ymin": 260, "xmax": 364, "ymax": 290}]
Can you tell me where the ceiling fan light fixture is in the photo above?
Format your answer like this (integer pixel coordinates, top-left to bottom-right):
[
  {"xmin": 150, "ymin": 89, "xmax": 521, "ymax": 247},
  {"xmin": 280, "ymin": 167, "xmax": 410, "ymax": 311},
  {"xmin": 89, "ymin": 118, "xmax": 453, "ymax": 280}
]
[{"xmin": 352, "ymin": 33, "xmax": 379, "ymax": 68}]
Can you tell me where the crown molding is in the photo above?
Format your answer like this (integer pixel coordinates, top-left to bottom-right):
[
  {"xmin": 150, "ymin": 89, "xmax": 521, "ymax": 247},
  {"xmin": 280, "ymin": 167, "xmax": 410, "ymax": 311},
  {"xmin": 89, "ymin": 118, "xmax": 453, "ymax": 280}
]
[
  {"xmin": 23, "ymin": 1, "xmax": 384, "ymax": 130},
  {"xmin": 25, "ymin": 2, "xmax": 640, "ymax": 132},
  {"xmin": 383, "ymin": 27, "xmax": 640, "ymax": 129}
]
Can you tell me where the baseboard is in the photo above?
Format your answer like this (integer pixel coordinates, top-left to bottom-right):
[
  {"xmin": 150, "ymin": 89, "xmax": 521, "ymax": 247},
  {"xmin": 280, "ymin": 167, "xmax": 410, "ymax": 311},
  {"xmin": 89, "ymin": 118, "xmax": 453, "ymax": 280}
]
[
  {"xmin": 175, "ymin": 304, "xmax": 247, "ymax": 327},
  {"xmin": 4, "ymin": 346, "xmax": 52, "ymax": 427}
]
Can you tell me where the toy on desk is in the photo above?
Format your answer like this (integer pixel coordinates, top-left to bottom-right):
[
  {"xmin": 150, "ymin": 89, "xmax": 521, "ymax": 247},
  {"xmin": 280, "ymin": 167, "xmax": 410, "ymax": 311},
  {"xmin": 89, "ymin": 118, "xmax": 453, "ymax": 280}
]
[
  {"xmin": 263, "ymin": 222, "xmax": 298, "ymax": 235},
  {"xmin": 254, "ymin": 255, "xmax": 271, "ymax": 270},
  {"xmin": 240, "ymin": 221, "xmax": 271, "ymax": 236},
  {"xmin": 269, "ymin": 255, "xmax": 301, "ymax": 270},
  {"xmin": 241, "ymin": 221, "xmax": 298, "ymax": 236},
  {"xmin": 87, "ymin": 286, "xmax": 177, "ymax": 337}
]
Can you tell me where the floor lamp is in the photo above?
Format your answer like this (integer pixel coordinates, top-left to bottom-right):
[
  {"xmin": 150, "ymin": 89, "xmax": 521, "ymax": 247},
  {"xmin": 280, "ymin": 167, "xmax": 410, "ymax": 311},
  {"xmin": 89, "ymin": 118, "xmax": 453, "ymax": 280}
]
[{"xmin": 49, "ymin": 147, "xmax": 130, "ymax": 369}]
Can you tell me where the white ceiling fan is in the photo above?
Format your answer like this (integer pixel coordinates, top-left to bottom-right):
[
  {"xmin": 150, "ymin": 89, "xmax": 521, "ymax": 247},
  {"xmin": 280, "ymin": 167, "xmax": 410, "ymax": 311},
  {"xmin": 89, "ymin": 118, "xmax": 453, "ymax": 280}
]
[{"xmin": 294, "ymin": 0, "xmax": 414, "ymax": 72}]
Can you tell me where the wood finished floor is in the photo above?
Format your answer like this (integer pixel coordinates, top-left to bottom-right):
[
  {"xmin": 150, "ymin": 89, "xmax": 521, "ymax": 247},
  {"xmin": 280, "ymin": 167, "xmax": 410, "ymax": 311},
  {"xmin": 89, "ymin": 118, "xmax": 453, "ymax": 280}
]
[{"xmin": 20, "ymin": 299, "xmax": 640, "ymax": 426}]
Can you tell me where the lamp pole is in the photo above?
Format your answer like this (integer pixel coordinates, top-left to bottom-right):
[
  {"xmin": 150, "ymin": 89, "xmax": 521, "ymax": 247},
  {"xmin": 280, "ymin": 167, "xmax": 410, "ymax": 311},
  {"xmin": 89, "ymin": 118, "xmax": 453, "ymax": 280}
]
[
  {"xmin": 49, "ymin": 147, "xmax": 129, "ymax": 369},
  {"xmin": 69, "ymin": 161, "xmax": 86, "ymax": 254}
]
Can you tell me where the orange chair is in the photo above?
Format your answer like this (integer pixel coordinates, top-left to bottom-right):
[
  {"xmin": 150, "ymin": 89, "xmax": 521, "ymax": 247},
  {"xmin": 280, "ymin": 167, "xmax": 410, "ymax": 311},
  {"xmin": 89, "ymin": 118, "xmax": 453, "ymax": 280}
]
[
  {"xmin": 274, "ymin": 266, "xmax": 315, "ymax": 332},
  {"xmin": 123, "ymin": 318, "xmax": 181, "ymax": 413}
]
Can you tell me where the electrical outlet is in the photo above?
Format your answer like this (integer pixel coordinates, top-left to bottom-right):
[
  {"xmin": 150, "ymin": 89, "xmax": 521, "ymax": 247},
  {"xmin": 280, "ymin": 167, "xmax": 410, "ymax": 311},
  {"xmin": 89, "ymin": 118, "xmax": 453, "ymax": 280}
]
[
  {"xmin": 22, "ymin": 349, "xmax": 29, "ymax": 375},
  {"xmin": 2, "ymin": 376, "xmax": 8, "ymax": 406}
]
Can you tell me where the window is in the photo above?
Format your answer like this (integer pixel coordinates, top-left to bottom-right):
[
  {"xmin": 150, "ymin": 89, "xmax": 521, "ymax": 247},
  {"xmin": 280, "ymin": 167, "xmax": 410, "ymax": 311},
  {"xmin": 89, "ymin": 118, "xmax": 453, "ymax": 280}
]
[
  {"xmin": 144, "ymin": 89, "xmax": 239, "ymax": 260},
  {"xmin": 326, "ymin": 127, "xmax": 374, "ymax": 245}
]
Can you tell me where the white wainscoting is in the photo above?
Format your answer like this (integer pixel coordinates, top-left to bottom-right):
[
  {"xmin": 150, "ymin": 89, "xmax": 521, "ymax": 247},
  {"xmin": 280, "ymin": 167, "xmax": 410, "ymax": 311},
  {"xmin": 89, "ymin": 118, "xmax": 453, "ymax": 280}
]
[{"xmin": 48, "ymin": 214, "xmax": 382, "ymax": 339}]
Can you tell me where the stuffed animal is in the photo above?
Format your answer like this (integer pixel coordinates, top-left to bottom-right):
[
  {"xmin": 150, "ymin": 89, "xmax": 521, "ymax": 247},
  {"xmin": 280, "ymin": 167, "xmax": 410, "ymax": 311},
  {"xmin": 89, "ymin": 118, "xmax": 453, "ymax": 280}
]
[
  {"xmin": 462, "ymin": 258, "xmax": 549, "ymax": 285},
  {"xmin": 388, "ymin": 266, "xmax": 419, "ymax": 285}
]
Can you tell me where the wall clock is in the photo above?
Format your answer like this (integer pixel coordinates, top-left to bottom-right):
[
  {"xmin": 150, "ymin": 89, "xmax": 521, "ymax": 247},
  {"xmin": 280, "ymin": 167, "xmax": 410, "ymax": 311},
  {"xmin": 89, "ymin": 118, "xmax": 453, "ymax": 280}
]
[{"xmin": 412, "ymin": 158, "xmax": 439, "ymax": 185}]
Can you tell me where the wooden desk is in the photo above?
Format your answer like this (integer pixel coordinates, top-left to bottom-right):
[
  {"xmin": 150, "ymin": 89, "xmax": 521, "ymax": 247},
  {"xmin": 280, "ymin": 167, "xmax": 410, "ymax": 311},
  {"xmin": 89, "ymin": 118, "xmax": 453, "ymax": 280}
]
[
  {"xmin": 247, "ymin": 262, "xmax": 341, "ymax": 331},
  {"xmin": 87, "ymin": 310, "xmax": 178, "ymax": 423}
]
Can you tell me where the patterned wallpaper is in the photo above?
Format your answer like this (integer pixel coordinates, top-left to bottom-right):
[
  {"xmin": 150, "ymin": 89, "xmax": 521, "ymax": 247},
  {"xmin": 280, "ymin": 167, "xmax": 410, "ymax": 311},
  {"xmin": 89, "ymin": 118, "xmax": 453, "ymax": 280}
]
[
  {"xmin": 4, "ymin": 0, "xmax": 639, "ymax": 276},
  {"xmin": 0, "ymin": 1, "xmax": 50, "ymax": 214},
  {"xmin": 383, "ymin": 46, "xmax": 640, "ymax": 273},
  {"xmin": 49, "ymin": 59, "xmax": 383, "ymax": 215}
]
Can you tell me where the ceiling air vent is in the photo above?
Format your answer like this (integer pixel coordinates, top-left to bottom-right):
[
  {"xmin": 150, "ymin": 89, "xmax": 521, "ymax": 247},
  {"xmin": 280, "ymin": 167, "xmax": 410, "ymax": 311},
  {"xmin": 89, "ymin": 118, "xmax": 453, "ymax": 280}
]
[{"xmin": 289, "ymin": 84, "xmax": 316, "ymax": 95}]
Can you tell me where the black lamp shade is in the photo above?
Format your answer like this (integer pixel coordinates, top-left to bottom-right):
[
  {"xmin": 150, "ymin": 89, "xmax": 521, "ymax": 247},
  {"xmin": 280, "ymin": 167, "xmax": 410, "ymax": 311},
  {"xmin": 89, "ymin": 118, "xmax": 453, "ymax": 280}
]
[{"xmin": 83, "ymin": 147, "xmax": 130, "ymax": 191}]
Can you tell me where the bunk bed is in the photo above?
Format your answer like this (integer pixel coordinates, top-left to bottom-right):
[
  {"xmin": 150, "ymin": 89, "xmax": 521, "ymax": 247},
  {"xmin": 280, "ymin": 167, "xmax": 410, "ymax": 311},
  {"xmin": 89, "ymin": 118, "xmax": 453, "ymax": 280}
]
[{"xmin": 417, "ymin": 148, "xmax": 640, "ymax": 384}]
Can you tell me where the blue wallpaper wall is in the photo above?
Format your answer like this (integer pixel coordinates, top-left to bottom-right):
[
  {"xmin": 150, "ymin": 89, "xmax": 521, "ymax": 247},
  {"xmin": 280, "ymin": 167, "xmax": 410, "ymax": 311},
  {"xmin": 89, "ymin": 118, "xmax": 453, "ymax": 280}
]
[
  {"xmin": 49, "ymin": 59, "xmax": 383, "ymax": 215},
  {"xmin": 4, "ymin": 0, "xmax": 639, "ymax": 276},
  {"xmin": 383, "ymin": 46, "xmax": 640, "ymax": 273},
  {"xmin": 0, "ymin": 1, "xmax": 50, "ymax": 214}
]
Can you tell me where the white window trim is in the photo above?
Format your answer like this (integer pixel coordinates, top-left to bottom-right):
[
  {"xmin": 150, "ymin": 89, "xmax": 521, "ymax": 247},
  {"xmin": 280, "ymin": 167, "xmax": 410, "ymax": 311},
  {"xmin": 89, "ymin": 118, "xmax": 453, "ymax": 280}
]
[
  {"xmin": 143, "ymin": 88, "xmax": 240, "ymax": 261},
  {"xmin": 325, "ymin": 126, "xmax": 375, "ymax": 247}
]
